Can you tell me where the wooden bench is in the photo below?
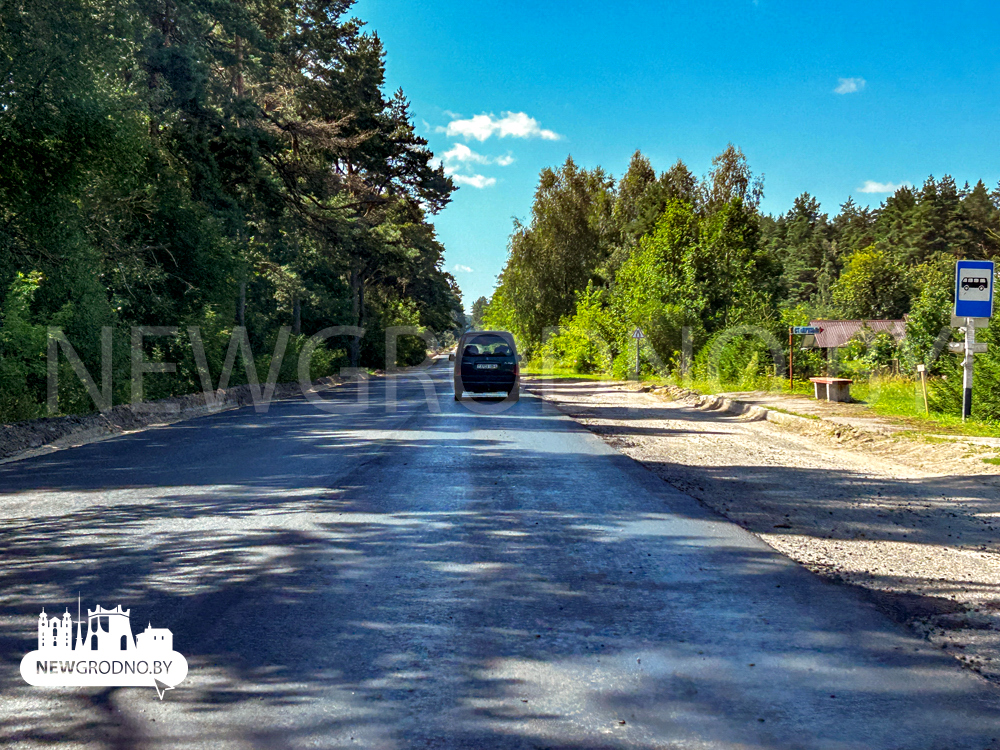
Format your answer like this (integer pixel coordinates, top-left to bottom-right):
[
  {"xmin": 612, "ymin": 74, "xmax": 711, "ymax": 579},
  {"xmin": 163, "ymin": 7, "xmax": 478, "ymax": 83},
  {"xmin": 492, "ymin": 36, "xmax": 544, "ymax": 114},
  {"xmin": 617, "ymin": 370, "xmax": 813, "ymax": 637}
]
[{"xmin": 809, "ymin": 377, "xmax": 853, "ymax": 403}]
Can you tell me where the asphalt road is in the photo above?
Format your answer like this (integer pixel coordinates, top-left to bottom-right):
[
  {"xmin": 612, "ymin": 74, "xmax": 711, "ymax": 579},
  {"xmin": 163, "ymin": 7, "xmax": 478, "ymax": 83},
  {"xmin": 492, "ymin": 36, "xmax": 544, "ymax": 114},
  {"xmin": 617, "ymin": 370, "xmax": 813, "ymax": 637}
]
[{"xmin": 2, "ymin": 360, "xmax": 1000, "ymax": 749}]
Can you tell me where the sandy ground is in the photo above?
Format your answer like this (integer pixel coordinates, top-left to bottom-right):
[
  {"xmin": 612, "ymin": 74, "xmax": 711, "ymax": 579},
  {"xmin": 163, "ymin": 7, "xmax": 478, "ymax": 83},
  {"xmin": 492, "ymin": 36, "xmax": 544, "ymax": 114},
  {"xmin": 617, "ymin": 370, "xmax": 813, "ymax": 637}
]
[{"xmin": 525, "ymin": 377, "xmax": 1000, "ymax": 684}]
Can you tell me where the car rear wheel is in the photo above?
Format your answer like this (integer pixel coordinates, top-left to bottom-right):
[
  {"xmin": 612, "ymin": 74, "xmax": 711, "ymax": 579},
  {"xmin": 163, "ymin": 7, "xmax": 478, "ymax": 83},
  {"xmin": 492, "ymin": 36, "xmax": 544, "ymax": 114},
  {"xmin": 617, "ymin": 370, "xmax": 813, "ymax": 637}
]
[{"xmin": 454, "ymin": 381, "xmax": 462, "ymax": 401}]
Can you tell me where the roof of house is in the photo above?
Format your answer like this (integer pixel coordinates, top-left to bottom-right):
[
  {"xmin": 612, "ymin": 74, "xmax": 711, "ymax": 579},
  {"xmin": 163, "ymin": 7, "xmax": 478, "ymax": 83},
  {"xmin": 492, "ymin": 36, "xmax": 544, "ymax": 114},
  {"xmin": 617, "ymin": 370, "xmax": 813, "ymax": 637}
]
[{"xmin": 809, "ymin": 319, "xmax": 907, "ymax": 349}]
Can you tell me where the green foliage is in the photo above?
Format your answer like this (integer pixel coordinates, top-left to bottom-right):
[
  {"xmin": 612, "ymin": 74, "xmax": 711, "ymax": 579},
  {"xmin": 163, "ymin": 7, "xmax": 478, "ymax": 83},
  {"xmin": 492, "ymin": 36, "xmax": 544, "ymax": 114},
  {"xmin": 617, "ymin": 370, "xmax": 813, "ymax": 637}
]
[
  {"xmin": 692, "ymin": 327, "xmax": 784, "ymax": 388},
  {"xmin": 835, "ymin": 330, "xmax": 901, "ymax": 379},
  {"xmin": 536, "ymin": 287, "xmax": 613, "ymax": 373},
  {"xmin": 966, "ymin": 321, "xmax": 1000, "ymax": 421},
  {"xmin": 611, "ymin": 199, "xmax": 703, "ymax": 367},
  {"xmin": 0, "ymin": 0, "xmax": 462, "ymax": 421},
  {"xmin": 765, "ymin": 193, "xmax": 838, "ymax": 306},
  {"xmin": 485, "ymin": 157, "xmax": 616, "ymax": 352},
  {"xmin": 925, "ymin": 323, "xmax": 1000, "ymax": 421},
  {"xmin": 484, "ymin": 143, "xmax": 1000, "ymax": 426},
  {"xmin": 904, "ymin": 255, "xmax": 955, "ymax": 372},
  {"xmin": 0, "ymin": 273, "xmax": 47, "ymax": 421},
  {"xmin": 470, "ymin": 297, "xmax": 489, "ymax": 330},
  {"xmin": 491, "ymin": 146, "xmax": 784, "ymax": 380},
  {"xmin": 831, "ymin": 245, "xmax": 912, "ymax": 319},
  {"xmin": 702, "ymin": 144, "xmax": 764, "ymax": 213},
  {"xmin": 927, "ymin": 355, "xmax": 963, "ymax": 416}
]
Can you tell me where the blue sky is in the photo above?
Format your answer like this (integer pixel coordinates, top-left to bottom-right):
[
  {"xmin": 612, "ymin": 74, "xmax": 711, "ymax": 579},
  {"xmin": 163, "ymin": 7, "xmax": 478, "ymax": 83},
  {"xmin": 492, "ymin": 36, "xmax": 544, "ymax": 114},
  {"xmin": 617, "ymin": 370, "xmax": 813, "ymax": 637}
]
[{"xmin": 353, "ymin": 0, "xmax": 1000, "ymax": 309}]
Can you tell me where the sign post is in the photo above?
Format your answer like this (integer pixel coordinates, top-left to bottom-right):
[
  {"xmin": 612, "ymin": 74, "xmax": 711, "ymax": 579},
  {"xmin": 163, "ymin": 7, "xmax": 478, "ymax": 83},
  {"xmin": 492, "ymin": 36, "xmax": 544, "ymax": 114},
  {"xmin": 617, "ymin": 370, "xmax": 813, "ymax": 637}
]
[
  {"xmin": 788, "ymin": 327, "xmax": 793, "ymax": 388},
  {"xmin": 916, "ymin": 364, "xmax": 929, "ymax": 416},
  {"xmin": 631, "ymin": 327, "xmax": 645, "ymax": 379},
  {"xmin": 953, "ymin": 260, "xmax": 994, "ymax": 421},
  {"xmin": 963, "ymin": 322, "xmax": 976, "ymax": 420},
  {"xmin": 788, "ymin": 326, "xmax": 822, "ymax": 388}
]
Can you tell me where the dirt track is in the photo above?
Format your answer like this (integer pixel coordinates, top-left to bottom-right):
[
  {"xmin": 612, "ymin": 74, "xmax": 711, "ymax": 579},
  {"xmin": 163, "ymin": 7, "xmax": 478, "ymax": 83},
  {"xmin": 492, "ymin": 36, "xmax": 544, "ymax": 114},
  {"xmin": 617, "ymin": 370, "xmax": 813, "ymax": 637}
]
[{"xmin": 526, "ymin": 377, "xmax": 1000, "ymax": 684}]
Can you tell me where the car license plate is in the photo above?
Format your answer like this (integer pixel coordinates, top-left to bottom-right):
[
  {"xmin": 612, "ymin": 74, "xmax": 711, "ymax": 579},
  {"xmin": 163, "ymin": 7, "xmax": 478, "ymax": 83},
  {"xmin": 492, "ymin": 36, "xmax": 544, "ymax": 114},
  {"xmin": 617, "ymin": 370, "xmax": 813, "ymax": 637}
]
[{"xmin": 476, "ymin": 363, "xmax": 498, "ymax": 369}]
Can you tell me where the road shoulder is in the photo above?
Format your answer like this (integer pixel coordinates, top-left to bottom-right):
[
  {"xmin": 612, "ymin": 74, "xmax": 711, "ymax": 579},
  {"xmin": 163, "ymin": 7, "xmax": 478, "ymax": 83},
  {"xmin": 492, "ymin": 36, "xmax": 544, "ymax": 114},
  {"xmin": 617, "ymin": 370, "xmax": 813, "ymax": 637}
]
[
  {"xmin": 525, "ymin": 376, "xmax": 1000, "ymax": 687},
  {"xmin": 0, "ymin": 376, "xmax": 349, "ymax": 465}
]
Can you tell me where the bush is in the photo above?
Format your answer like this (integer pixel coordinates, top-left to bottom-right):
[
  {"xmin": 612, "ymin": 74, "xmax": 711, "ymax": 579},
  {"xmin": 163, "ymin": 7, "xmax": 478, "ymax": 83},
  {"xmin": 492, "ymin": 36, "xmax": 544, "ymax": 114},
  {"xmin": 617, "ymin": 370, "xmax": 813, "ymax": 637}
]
[
  {"xmin": 964, "ymin": 322, "xmax": 1000, "ymax": 422},
  {"xmin": 904, "ymin": 255, "xmax": 955, "ymax": 373},
  {"xmin": 834, "ymin": 329, "xmax": 902, "ymax": 379},
  {"xmin": 692, "ymin": 326, "xmax": 784, "ymax": 388},
  {"xmin": 927, "ymin": 355, "xmax": 963, "ymax": 416},
  {"xmin": 535, "ymin": 286, "xmax": 614, "ymax": 374},
  {"xmin": 0, "ymin": 272, "xmax": 47, "ymax": 421},
  {"xmin": 538, "ymin": 327, "xmax": 609, "ymax": 374}
]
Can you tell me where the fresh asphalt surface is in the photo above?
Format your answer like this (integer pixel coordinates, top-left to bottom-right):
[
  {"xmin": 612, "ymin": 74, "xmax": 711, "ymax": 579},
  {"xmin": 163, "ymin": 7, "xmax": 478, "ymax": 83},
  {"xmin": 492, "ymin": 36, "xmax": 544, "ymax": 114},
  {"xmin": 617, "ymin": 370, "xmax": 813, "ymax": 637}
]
[{"xmin": 2, "ymin": 360, "xmax": 1000, "ymax": 749}]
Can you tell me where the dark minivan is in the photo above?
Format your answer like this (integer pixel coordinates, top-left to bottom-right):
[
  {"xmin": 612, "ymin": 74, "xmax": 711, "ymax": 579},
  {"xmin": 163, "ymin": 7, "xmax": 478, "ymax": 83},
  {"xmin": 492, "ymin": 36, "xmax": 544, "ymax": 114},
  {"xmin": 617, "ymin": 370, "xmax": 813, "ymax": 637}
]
[{"xmin": 449, "ymin": 331, "xmax": 520, "ymax": 401}]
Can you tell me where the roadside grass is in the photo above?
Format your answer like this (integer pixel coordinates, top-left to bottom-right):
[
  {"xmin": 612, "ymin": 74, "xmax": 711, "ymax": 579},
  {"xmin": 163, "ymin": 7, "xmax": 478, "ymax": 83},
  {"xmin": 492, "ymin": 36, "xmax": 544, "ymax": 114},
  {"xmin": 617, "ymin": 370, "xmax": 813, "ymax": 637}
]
[
  {"xmin": 767, "ymin": 406, "xmax": 822, "ymax": 420},
  {"xmin": 667, "ymin": 374, "xmax": 814, "ymax": 397},
  {"xmin": 852, "ymin": 378, "xmax": 1000, "ymax": 439},
  {"xmin": 520, "ymin": 366, "xmax": 617, "ymax": 381}
]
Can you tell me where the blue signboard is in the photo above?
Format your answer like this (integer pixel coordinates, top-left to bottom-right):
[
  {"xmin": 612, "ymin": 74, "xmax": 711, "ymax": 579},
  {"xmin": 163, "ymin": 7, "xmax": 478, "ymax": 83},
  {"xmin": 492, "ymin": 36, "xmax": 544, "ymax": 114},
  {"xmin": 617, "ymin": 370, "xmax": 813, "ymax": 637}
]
[
  {"xmin": 792, "ymin": 326, "xmax": 821, "ymax": 335},
  {"xmin": 954, "ymin": 260, "xmax": 995, "ymax": 319}
]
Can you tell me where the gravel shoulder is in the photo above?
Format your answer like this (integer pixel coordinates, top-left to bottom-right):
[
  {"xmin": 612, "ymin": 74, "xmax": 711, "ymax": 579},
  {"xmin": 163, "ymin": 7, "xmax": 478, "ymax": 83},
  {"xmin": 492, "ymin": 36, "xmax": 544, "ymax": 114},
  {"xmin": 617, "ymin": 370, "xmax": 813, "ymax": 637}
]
[{"xmin": 525, "ymin": 376, "xmax": 1000, "ymax": 684}]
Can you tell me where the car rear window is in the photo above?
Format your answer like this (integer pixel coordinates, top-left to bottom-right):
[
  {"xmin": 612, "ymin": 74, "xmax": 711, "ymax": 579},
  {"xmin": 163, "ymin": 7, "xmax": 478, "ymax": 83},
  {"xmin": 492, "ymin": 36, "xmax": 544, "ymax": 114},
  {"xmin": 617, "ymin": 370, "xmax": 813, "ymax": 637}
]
[{"xmin": 463, "ymin": 335, "xmax": 513, "ymax": 356}]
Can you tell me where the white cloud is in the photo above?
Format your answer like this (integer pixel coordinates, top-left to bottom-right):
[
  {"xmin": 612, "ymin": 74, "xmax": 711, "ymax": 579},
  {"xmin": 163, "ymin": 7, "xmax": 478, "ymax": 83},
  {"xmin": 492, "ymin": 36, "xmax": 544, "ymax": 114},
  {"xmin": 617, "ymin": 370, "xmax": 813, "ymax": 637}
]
[
  {"xmin": 442, "ymin": 112, "xmax": 561, "ymax": 141},
  {"xmin": 442, "ymin": 143, "xmax": 489, "ymax": 165},
  {"xmin": 452, "ymin": 174, "xmax": 497, "ymax": 189},
  {"xmin": 441, "ymin": 143, "xmax": 516, "ymax": 168},
  {"xmin": 452, "ymin": 264, "xmax": 474, "ymax": 273},
  {"xmin": 835, "ymin": 77, "xmax": 866, "ymax": 94},
  {"xmin": 858, "ymin": 180, "xmax": 910, "ymax": 194}
]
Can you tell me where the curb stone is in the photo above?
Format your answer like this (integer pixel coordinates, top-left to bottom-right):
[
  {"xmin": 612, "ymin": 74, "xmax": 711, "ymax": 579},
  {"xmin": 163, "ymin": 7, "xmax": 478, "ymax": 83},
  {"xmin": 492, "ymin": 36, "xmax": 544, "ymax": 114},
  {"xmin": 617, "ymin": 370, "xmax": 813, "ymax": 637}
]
[{"xmin": 648, "ymin": 384, "xmax": 865, "ymax": 432}]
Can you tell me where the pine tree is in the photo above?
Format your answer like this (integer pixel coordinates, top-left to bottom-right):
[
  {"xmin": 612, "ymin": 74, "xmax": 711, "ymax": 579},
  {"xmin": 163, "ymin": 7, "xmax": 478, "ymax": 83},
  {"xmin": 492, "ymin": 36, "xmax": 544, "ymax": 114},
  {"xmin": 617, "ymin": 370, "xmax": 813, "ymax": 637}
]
[{"xmin": 771, "ymin": 193, "xmax": 830, "ymax": 305}]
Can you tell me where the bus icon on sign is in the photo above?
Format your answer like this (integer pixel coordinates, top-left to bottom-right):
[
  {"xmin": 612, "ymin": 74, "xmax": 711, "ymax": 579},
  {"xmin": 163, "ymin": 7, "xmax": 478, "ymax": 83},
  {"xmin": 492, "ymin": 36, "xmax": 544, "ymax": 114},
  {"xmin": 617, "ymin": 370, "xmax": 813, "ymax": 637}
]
[{"xmin": 962, "ymin": 277, "xmax": 989, "ymax": 292}]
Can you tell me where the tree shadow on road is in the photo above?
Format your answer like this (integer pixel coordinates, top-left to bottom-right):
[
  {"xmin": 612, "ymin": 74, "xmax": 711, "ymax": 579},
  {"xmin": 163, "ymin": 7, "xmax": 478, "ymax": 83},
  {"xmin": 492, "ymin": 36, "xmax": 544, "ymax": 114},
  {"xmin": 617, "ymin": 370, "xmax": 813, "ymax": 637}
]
[{"xmin": 1, "ymin": 379, "xmax": 1000, "ymax": 748}]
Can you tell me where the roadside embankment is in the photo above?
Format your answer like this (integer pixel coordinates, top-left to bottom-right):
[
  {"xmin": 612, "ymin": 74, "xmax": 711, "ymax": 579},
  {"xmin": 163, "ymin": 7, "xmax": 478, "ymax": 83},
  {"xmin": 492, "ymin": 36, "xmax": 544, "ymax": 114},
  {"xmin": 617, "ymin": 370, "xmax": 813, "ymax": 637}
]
[{"xmin": 0, "ymin": 377, "xmax": 345, "ymax": 464}]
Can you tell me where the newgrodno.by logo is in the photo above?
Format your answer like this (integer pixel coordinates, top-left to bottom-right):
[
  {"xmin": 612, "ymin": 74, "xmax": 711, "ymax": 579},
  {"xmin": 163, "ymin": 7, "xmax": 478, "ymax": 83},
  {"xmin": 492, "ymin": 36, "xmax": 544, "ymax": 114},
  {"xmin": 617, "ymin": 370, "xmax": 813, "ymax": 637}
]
[{"xmin": 20, "ymin": 600, "xmax": 188, "ymax": 699}]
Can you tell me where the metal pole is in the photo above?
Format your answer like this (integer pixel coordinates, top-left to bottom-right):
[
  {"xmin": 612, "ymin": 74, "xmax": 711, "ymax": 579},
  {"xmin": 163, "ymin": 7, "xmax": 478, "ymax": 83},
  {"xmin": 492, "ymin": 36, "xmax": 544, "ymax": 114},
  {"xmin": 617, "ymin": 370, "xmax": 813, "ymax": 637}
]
[
  {"xmin": 635, "ymin": 338, "xmax": 641, "ymax": 380},
  {"xmin": 788, "ymin": 327, "xmax": 793, "ymax": 389},
  {"xmin": 962, "ymin": 317, "xmax": 975, "ymax": 421},
  {"xmin": 918, "ymin": 366, "xmax": 929, "ymax": 416}
]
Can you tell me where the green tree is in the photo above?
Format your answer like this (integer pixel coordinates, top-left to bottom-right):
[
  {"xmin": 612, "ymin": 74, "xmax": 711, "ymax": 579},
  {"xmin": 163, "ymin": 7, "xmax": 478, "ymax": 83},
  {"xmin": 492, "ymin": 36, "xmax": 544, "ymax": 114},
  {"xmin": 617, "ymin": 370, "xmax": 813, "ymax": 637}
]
[
  {"xmin": 904, "ymin": 255, "xmax": 955, "ymax": 371},
  {"xmin": 488, "ymin": 157, "xmax": 615, "ymax": 351},
  {"xmin": 768, "ymin": 193, "xmax": 834, "ymax": 305},
  {"xmin": 470, "ymin": 296, "xmax": 489, "ymax": 330},
  {"xmin": 701, "ymin": 143, "xmax": 764, "ymax": 213},
  {"xmin": 0, "ymin": 0, "xmax": 463, "ymax": 421},
  {"xmin": 610, "ymin": 199, "xmax": 702, "ymax": 373},
  {"xmin": 831, "ymin": 245, "xmax": 911, "ymax": 319}
]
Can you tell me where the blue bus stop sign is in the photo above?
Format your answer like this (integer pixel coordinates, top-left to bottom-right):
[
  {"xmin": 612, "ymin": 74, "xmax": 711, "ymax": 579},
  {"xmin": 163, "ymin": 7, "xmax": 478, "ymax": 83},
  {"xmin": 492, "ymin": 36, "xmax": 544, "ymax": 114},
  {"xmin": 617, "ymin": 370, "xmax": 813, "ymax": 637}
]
[{"xmin": 955, "ymin": 260, "xmax": 994, "ymax": 319}]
